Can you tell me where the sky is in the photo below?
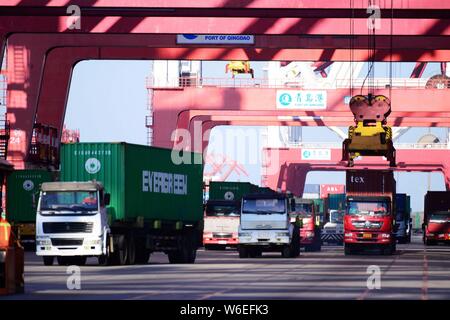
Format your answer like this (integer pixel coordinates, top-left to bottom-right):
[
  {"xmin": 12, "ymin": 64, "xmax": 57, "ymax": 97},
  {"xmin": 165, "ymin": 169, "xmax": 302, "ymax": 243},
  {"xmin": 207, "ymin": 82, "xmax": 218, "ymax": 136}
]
[{"xmin": 64, "ymin": 60, "xmax": 448, "ymax": 212}]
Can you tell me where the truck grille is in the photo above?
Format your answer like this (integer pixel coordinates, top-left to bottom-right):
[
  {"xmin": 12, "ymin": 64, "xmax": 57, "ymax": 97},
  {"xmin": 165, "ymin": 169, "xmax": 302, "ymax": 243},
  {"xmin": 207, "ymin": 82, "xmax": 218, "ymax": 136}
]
[
  {"xmin": 213, "ymin": 233, "xmax": 232, "ymax": 238},
  {"xmin": 51, "ymin": 238, "xmax": 83, "ymax": 246},
  {"xmin": 352, "ymin": 221, "xmax": 383, "ymax": 229},
  {"xmin": 43, "ymin": 222, "xmax": 93, "ymax": 234}
]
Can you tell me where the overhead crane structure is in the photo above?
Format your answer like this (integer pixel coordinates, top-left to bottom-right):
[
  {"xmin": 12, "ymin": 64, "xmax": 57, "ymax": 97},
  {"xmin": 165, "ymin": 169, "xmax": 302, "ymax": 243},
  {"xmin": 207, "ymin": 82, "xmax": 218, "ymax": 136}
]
[{"xmin": 0, "ymin": 1, "xmax": 449, "ymax": 182}]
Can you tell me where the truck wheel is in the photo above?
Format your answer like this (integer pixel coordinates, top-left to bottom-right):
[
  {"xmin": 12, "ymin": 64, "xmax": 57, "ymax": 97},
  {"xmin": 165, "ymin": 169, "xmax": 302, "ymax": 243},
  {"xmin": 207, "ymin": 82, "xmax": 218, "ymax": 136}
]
[
  {"xmin": 281, "ymin": 246, "xmax": 292, "ymax": 258},
  {"xmin": 382, "ymin": 245, "xmax": 393, "ymax": 255},
  {"xmin": 238, "ymin": 246, "xmax": 248, "ymax": 258},
  {"xmin": 135, "ymin": 238, "xmax": 150, "ymax": 264},
  {"xmin": 248, "ymin": 248, "xmax": 259, "ymax": 258},
  {"xmin": 344, "ymin": 244, "xmax": 353, "ymax": 255},
  {"xmin": 112, "ymin": 235, "xmax": 129, "ymax": 265},
  {"xmin": 126, "ymin": 235, "xmax": 136, "ymax": 265},
  {"xmin": 425, "ymin": 239, "xmax": 437, "ymax": 246},
  {"xmin": 168, "ymin": 251, "xmax": 182, "ymax": 263},
  {"xmin": 98, "ymin": 236, "xmax": 112, "ymax": 266},
  {"xmin": 43, "ymin": 256, "xmax": 54, "ymax": 266}
]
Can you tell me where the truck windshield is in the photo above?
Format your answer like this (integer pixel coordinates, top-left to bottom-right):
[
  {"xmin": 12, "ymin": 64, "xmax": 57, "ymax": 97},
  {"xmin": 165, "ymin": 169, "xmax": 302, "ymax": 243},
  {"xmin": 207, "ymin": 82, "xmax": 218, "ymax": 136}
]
[
  {"xmin": 429, "ymin": 212, "xmax": 450, "ymax": 223},
  {"xmin": 295, "ymin": 203, "xmax": 313, "ymax": 217},
  {"xmin": 242, "ymin": 198, "xmax": 286, "ymax": 214},
  {"xmin": 330, "ymin": 211, "xmax": 344, "ymax": 223},
  {"xmin": 347, "ymin": 201, "xmax": 389, "ymax": 216},
  {"xmin": 40, "ymin": 191, "xmax": 98, "ymax": 212},
  {"xmin": 206, "ymin": 204, "xmax": 240, "ymax": 217}
]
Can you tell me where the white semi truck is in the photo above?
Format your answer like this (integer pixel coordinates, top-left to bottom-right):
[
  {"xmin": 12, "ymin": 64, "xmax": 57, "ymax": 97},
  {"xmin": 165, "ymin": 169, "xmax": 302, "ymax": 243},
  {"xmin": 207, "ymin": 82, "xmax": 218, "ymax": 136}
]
[
  {"xmin": 238, "ymin": 193, "xmax": 300, "ymax": 258},
  {"xmin": 321, "ymin": 209, "xmax": 344, "ymax": 245}
]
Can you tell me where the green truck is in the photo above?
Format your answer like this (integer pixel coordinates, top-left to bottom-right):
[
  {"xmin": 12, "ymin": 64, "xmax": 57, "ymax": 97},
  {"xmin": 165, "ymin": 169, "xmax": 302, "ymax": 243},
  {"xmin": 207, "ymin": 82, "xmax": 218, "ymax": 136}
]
[
  {"xmin": 6, "ymin": 169, "xmax": 56, "ymax": 248},
  {"xmin": 35, "ymin": 142, "xmax": 204, "ymax": 266},
  {"xmin": 204, "ymin": 182, "xmax": 259, "ymax": 249}
]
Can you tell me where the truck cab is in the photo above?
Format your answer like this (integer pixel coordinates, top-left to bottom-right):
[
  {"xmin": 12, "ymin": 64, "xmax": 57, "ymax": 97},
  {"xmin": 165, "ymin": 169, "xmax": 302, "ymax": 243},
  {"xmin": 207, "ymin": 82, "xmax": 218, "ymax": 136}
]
[
  {"xmin": 423, "ymin": 191, "xmax": 450, "ymax": 246},
  {"xmin": 344, "ymin": 196, "xmax": 396, "ymax": 255},
  {"xmin": 238, "ymin": 193, "xmax": 300, "ymax": 258},
  {"xmin": 203, "ymin": 200, "xmax": 240, "ymax": 250},
  {"xmin": 293, "ymin": 198, "xmax": 322, "ymax": 252},
  {"xmin": 322, "ymin": 209, "xmax": 344, "ymax": 245},
  {"xmin": 35, "ymin": 181, "xmax": 110, "ymax": 266},
  {"xmin": 423, "ymin": 211, "xmax": 450, "ymax": 245}
]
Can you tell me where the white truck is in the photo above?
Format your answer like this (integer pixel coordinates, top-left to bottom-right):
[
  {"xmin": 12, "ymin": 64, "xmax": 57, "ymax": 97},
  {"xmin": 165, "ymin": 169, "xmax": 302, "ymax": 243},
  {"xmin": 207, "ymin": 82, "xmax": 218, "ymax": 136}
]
[
  {"xmin": 36, "ymin": 181, "xmax": 111, "ymax": 266},
  {"xmin": 321, "ymin": 209, "xmax": 344, "ymax": 245},
  {"xmin": 238, "ymin": 193, "xmax": 300, "ymax": 258}
]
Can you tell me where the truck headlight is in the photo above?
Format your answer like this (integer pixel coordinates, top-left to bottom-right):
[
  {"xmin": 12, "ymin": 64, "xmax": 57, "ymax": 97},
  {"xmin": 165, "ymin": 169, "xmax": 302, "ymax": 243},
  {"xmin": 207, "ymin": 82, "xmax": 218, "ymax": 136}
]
[
  {"xmin": 88, "ymin": 239, "xmax": 102, "ymax": 245},
  {"xmin": 427, "ymin": 233, "xmax": 434, "ymax": 236},
  {"xmin": 381, "ymin": 233, "xmax": 390, "ymax": 238},
  {"xmin": 239, "ymin": 232, "xmax": 251, "ymax": 237},
  {"xmin": 36, "ymin": 238, "xmax": 51, "ymax": 246},
  {"xmin": 345, "ymin": 233, "xmax": 353, "ymax": 237},
  {"xmin": 276, "ymin": 232, "xmax": 289, "ymax": 237}
]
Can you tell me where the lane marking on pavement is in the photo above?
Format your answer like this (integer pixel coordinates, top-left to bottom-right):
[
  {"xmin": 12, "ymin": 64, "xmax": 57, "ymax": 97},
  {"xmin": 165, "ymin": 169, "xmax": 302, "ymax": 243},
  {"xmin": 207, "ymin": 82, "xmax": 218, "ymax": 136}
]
[
  {"xmin": 422, "ymin": 250, "xmax": 428, "ymax": 300},
  {"xmin": 356, "ymin": 250, "xmax": 401, "ymax": 300}
]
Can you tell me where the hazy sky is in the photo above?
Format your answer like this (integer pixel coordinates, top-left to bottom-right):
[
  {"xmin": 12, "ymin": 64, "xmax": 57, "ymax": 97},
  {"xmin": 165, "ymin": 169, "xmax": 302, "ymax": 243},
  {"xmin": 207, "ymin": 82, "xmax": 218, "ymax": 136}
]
[{"xmin": 64, "ymin": 60, "xmax": 448, "ymax": 212}]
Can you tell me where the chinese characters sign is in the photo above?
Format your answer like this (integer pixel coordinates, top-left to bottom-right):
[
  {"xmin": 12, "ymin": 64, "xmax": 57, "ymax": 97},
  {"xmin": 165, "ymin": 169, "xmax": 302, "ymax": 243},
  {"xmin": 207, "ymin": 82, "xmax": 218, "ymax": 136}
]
[{"xmin": 276, "ymin": 90, "xmax": 327, "ymax": 110}]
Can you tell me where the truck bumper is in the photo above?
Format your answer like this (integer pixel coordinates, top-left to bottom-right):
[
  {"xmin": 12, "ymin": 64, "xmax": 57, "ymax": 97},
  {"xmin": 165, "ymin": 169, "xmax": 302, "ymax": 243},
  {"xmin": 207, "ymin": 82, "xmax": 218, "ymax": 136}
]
[
  {"xmin": 239, "ymin": 236, "xmax": 290, "ymax": 246},
  {"xmin": 35, "ymin": 235, "xmax": 104, "ymax": 257},
  {"xmin": 344, "ymin": 231, "xmax": 393, "ymax": 244},
  {"xmin": 203, "ymin": 237, "xmax": 238, "ymax": 246},
  {"xmin": 425, "ymin": 233, "xmax": 450, "ymax": 241},
  {"xmin": 321, "ymin": 233, "xmax": 344, "ymax": 243}
]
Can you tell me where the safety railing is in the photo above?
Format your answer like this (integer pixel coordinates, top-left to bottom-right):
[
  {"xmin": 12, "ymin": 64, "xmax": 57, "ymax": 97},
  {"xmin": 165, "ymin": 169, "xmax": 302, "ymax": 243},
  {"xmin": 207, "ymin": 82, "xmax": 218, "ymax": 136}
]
[
  {"xmin": 148, "ymin": 77, "xmax": 448, "ymax": 90},
  {"xmin": 272, "ymin": 142, "xmax": 450, "ymax": 150}
]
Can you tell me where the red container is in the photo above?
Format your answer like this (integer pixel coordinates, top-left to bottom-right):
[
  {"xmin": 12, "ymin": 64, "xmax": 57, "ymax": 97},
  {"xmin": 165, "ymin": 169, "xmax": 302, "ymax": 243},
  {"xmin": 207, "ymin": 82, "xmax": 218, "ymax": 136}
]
[
  {"xmin": 424, "ymin": 191, "xmax": 450, "ymax": 222},
  {"xmin": 346, "ymin": 170, "xmax": 395, "ymax": 199},
  {"xmin": 320, "ymin": 184, "xmax": 345, "ymax": 198}
]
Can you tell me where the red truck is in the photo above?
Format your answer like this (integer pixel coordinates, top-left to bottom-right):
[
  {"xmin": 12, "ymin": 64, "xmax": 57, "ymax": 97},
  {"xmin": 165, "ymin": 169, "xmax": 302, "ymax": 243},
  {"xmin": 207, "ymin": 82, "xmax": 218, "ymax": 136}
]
[
  {"xmin": 423, "ymin": 191, "xmax": 450, "ymax": 245},
  {"xmin": 293, "ymin": 198, "xmax": 322, "ymax": 252},
  {"xmin": 344, "ymin": 170, "xmax": 396, "ymax": 255}
]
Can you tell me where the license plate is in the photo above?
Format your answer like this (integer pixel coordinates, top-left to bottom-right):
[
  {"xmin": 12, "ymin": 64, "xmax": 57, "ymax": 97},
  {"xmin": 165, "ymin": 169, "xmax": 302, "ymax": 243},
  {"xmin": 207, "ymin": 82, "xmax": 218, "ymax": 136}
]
[
  {"xmin": 218, "ymin": 241, "xmax": 227, "ymax": 245},
  {"xmin": 363, "ymin": 233, "xmax": 371, "ymax": 239}
]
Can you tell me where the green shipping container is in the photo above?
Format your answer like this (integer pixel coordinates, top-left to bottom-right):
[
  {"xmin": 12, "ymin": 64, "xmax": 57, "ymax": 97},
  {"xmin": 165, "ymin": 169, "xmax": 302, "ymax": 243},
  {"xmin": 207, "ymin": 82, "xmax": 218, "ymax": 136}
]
[
  {"xmin": 6, "ymin": 170, "xmax": 55, "ymax": 223},
  {"xmin": 208, "ymin": 182, "xmax": 259, "ymax": 201},
  {"xmin": 60, "ymin": 143, "xmax": 203, "ymax": 223},
  {"xmin": 327, "ymin": 193, "xmax": 346, "ymax": 211}
]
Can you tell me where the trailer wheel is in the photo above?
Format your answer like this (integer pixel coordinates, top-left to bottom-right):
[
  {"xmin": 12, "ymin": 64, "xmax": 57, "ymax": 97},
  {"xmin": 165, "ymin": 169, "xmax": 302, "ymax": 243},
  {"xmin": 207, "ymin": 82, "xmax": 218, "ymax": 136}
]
[
  {"xmin": 281, "ymin": 246, "xmax": 292, "ymax": 258},
  {"xmin": 135, "ymin": 238, "xmax": 150, "ymax": 264},
  {"xmin": 238, "ymin": 246, "xmax": 248, "ymax": 258},
  {"xmin": 126, "ymin": 234, "xmax": 136, "ymax": 265},
  {"xmin": 344, "ymin": 244, "xmax": 353, "ymax": 255},
  {"xmin": 43, "ymin": 256, "xmax": 54, "ymax": 266}
]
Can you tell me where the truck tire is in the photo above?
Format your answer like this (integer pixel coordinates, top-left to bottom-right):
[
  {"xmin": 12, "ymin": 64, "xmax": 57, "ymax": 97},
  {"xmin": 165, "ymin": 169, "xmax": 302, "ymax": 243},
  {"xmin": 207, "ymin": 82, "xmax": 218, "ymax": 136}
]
[
  {"xmin": 126, "ymin": 234, "xmax": 136, "ymax": 265},
  {"xmin": 281, "ymin": 246, "xmax": 292, "ymax": 258},
  {"xmin": 169, "ymin": 233, "xmax": 196, "ymax": 264},
  {"xmin": 43, "ymin": 256, "xmax": 54, "ymax": 266},
  {"xmin": 111, "ymin": 235, "xmax": 128, "ymax": 265},
  {"xmin": 382, "ymin": 245, "xmax": 393, "ymax": 255},
  {"xmin": 238, "ymin": 246, "xmax": 248, "ymax": 258},
  {"xmin": 344, "ymin": 244, "xmax": 353, "ymax": 255},
  {"xmin": 425, "ymin": 239, "xmax": 437, "ymax": 246},
  {"xmin": 98, "ymin": 235, "xmax": 112, "ymax": 266},
  {"xmin": 135, "ymin": 238, "xmax": 150, "ymax": 264}
]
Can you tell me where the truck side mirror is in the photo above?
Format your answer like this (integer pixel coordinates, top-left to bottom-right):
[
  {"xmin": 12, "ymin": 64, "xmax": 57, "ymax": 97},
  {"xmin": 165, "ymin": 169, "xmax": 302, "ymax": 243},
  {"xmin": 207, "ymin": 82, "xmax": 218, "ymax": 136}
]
[{"xmin": 104, "ymin": 193, "xmax": 111, "ymax": 206}]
